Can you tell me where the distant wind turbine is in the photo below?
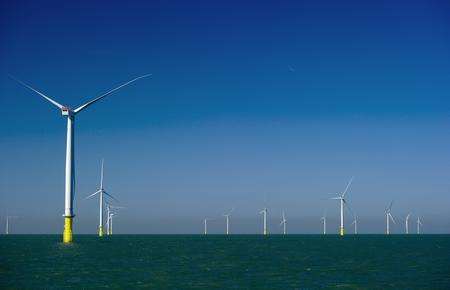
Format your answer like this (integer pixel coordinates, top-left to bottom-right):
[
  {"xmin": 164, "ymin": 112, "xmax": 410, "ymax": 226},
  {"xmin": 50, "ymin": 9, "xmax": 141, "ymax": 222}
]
[
  {"xmin": 223, "ymin": 208, "xmax": 234, "ymax": 235},
  {"xmin": 405, "ymin": 213, "xmax": 411, "ymax": 234},
  {"xmin": 106, "ymin": 203, "xmax": 125, "ymax": 235},
  {"xmin": 85, "ymin": 159, "xmax": 118, "ymax": 237},
  {"xmin": 351, "ymin": 215, "xmax": 358, "ymax": 234},
  {"xmin": 417, "ymin": 216, "xmax": 423, "ymax": 234},
  {"xmin": 260, "ymin": 207, "xmax": 268, "ymax": 235},
  {"xmin": 5, "ymin": 216, "xmax": 18, "ymax": 235},
  {"xmin": 280, "ymin": 211, "xmax": 287, "ymax": 235},
  {"xmin": 320, "ymin": 210, "xmax": 327, "ymax": 235},
  {"xmin": 330, "ymin": 177, "xmax": 354, "ymax": 236},
  {"xmin": 12, "ymin": 74, "xmax": 151, "ymax": 243},
  {"xmin": 385, "ymin": 201, "xmax": 395, "ymax": 235},
  {"xmin": 204, "ymin": 218, "xmax": 214, "ymax": 235}
]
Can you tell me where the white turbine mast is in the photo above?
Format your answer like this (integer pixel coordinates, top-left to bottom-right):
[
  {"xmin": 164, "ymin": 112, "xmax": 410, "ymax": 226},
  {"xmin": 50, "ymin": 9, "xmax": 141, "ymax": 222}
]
[
  {"xmin": 223, "ymin": 208, "xmax": 234, "ymax": 235},
  {"xmin": 280, "ymin": 210, "xmax": 287, "ymax": 235},
  {"xmin": 405, "ymin": 213, "xmax": 411, "ymax": 234},
  {"xmin": 330, "ymin": 177, "xmax": 354, "ymax": 236},
  {"xmin": 5, "ymin": 216, "xmax": 18, "ymax": 235},
  {"xmin": 351, "ymin": 215, "xmax": 358, "ymax": 234},
  {"xmin": 105, "ymin": 203, "xmax": 125, "ymax": 235},
  {"xmin": 320, "ymin": 210, "xmax": 327, "ymax": 235},
  {"xmin": 12, "ymin": 74, "xmax": 151, "ymax": 243},
  {"xmin": 259, "ymin": 207, "xmax": 268, "ymax": 235},
  {"xmin": 417, "ymin": 216, "xmax": 423, "ymax": 234},
  {"xmin": 203, "ymin": 218, "xmax": 214, "ymax": 235},
  {"xmin": 385, "ymin": 201, "xmax": 395, "ymax": 235},
  {"xmin": 85, "ymin": 159, "xmax": 119, "ymax": 237}
]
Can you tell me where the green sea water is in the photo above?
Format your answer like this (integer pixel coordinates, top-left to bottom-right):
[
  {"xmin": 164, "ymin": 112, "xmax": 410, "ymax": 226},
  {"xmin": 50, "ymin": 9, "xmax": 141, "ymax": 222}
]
[{"xmin": 0, "ymin": 235, "xmax": 449, "ymax": 289}]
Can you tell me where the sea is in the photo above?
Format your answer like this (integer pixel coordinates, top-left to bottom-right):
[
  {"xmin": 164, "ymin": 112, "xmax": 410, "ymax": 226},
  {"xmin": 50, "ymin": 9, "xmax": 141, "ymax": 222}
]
[{"xmin": 0, "ymin": 235, "xmax": 449, "ymax": 289}]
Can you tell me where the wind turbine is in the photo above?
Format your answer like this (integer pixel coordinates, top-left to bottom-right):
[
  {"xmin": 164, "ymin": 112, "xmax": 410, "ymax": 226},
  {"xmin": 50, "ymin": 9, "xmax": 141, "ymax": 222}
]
[
  {"xmin": 106, "ymin": 203, "xmax": 125, "ymax": 235},
  {"xmin": 280, "ymin": 211, "xmax": 287, "ymax": 235},
  {"xmin": 203, "ymin": 218, "xmax": 214, "ymax": 235},
  {"xmin": 259, "ymin": 207, "xmax": 268, "ymax": 235},
  {"xmin": 223, "ymin": 208, "xmax": 234, "ymax": 235},
  {"xmin": 5, "ymin": 216, "xmax": 18, "ymax": 235},
  {"xmin": 351, "ymin": 215, "xmax": 358, "ymax": 234},
  {"xmin": 108, "ymin": 213, "xmax": 117, "ymax": 235},
  {"xmin": 330, "ymin": 177, "xmax": 354, "ymax": 236},
  {"xmin": 85, "ymin": 159, "xmax": 118, "ymax": 237},
  {"xmin": 385, "ymin": 201, "xmax": 395, "ymax": 235},
  {"xmin": 12, "ymin": 74, "xmax": 151, "ymax": 243},
  {"xmin": 417, "ymin": 216, "xmax": 423, "ymax": 234},
  {"xmin": 405, "ymin": 213, "xmax": 411, "ymax": 234},
  {"xmin": 320, "ymin": 210, "xmax": 327, "ymax": 235}
]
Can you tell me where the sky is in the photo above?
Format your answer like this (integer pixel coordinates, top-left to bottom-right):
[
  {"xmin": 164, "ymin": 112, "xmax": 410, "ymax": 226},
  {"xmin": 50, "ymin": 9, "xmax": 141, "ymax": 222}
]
[{"xmin": 0, "ymin": 0, "xmax": 449, "ymax": 234}]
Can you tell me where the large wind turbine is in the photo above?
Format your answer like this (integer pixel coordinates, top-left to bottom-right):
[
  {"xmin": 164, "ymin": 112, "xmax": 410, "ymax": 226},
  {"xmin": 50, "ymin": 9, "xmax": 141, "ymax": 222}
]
[
  {"xmin": 280, "ymin": 211, "xmax": 287, "ymax": 235},
  {"xmin": 385, "ymin": 201, "xmax": 395, "ymax": 235},
  {"xmin": 260, "ymin": 207, "xmax": 268, "ymax": 235},
  {"xmin": 405, "ymin": 213, "xmax": 411, "ymax": 234},
  {"xmin": 330, "ymin": 177, "xmax": 354, "ymax": 236},
  {"xmin": 417, "ymin": 216, "xmax": 423, "ymax": 234},
  {"xmin": 85, "ymin": 159, "xmax": 118, "ymax": 237},
  {"xmin": 223, "ymin": 208, "xmax": 234, "ymax": 235},
  {"xmin": 13, "ymin": 74, "xmax": 151, "ymax": 243}
]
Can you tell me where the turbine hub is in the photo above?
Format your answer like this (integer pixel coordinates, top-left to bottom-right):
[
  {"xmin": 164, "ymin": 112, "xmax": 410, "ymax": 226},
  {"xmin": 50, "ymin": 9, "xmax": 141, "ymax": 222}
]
[{"xmin": 61, "ymin": 107, "xmax": 73, "ymax": 116}]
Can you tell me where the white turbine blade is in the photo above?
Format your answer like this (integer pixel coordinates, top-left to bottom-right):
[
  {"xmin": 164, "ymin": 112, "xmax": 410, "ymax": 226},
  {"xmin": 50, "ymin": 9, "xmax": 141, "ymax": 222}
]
[
  {"xmin": 11, "ymin": 76, "xmax": 64, "ymax": 109},
  {"xmin": 387, "ymin": 200, "xmax": 394, "ymax": 212},
  {"xmin": 389, "ymin": 213, "xmax": 396, "ymax": 224},
  {"xmin": 84, "ymin": 190, "xmax": 101, "ymax": 200},
  {"xmin": 73, "ymin": 74, "xmax": 152, "ymax": 114},
  {"xmin": 330, "ymin": 197, "xmax": 341, "ymax": 200},
  {"xmin": 100, "ymin": 159, "xmax": 104, "ymax": 189},
  {"xmin": 341, "ymin": 176, "xmax": 354, "ymax": 198},
  {"xmin": 103, "ymin": 191, "xmax": 119, "ymax": 202}
]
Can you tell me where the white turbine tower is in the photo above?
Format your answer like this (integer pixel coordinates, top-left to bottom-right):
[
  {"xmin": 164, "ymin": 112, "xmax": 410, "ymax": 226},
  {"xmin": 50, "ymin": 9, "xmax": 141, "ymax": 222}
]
[
  {"xmin": 417, "ymin": 216, "xmax": 423, "ymax": 234},
  {"xmin": 260, "ymin": 207, "xmax": 268, "ymax": 235},
  {"xmin": 85, "ymin": 159, "xmax": 118, "ymax": 237},
  {"xmin": 351, "ymin": 215, "xmax": 358, "ymax": 234},
  {"xmin": 5, "ymin": 216, "xmax": 18, "ymax": 235},
  {"xmin": 203, "ymin": 218, "xmax": 213, "ymax": 235},
  {"xmin": 108, "ymin": 213, "xmax": 116, "ymax": 235},
  {"xmin": 12, "ymin": 74, "xmax": 151, "ymax": 243},
  {"xmin": 330, "ymin": 177, "xmax": 354, "ymax": 236},
  {"xmin": 106, "ymin": 203, "xmax": 125, "ymax": 235},
  {"xmin": 320, "ymin": 209, "xmax": 327, "ymax": 235},
  {"xmin": 280, "ymin": 211, "xmax": 287, "ymax": 235},
  {"xmin": 223, "ymin": 208, "xmax": 234, "ymax": 235},
  {"xmin": 405, "ymin": 213, "xmax": 411, "ymax": 234},
  {"xmin": 385, "ymin": 201, "xmax": 396, "ymax": 235}
]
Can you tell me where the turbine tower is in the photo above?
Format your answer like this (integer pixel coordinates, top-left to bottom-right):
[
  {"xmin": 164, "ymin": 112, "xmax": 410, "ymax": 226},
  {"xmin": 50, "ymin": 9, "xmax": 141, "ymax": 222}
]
[
  {"xmin": 223, "ymin": 208, "xmax": 234, "ymax": 235},
  {"xmin": 280, "ymin": 211, "xmax": 287, "ymax": 235},
  {"xmin": 203, "ymin": 218, "xmax": 213, "ymax": 235},
  {"xmin": 417, "ymin": 216, "xmax": 423, "ymax": 234},
  {"xmin": 320, "ymin": 210, "xmax": 327, "ymax": 235},
  {"xmin": 12, "ymin": 74, "xmax": 151, "ymax": 243},
  {"xmin": 108, "ymin": 213, "xmax": 116, "ymax": 235},
  {"xmin": 330, "ymin": 177, "xmax": 354, "ymax": 236},
  {"xmin": 405, "ymin": 213, "xmax": 411, "ymax": 234},
  {"xmin": 5, "ymin": 216, "xmax": 18, "ymax": 235},
  {"xmin": 385, "ymin": 201, "xmax": 395, "ymax": 235},
  {"xmin": 260, "ymin": 207, "xmax": 268, "ymax": 235},
  {"xmin": 106, "ymin": 203, "xmax": 125, "ymax": 235},
  {"xmin": 85, "ymin": 159, "xmax": 118, "ymax": 237},
  {"xmin": 351, "ymin": 215, "xmax": 358, "ymax": 234}
]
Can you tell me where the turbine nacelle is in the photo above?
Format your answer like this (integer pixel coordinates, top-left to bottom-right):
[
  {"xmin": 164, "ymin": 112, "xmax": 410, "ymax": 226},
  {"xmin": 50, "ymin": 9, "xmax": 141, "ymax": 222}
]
[{"xmin": 61, "ymin": 107, "xmax": 74, "ymax": 116}]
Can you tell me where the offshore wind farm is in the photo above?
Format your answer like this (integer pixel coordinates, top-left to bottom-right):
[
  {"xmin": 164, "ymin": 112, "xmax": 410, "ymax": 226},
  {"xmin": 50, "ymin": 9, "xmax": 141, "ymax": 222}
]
[{"xmin": 1, "ymin": 0, "xmax": 450, "ymax": 289}]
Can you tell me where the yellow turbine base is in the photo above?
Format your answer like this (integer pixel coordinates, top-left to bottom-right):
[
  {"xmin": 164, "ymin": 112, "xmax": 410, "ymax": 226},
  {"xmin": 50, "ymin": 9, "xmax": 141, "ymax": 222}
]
[
  {"xmin": 99, "ymin": 226, "xmax": 104, "ymax": 237},
  {"xmin": 63, "ymin": 217, "xmax": 73, "ymax": 243},
  {"xmin": 339, "ymin": 228, "xmax": 344, "ymax": 236}
]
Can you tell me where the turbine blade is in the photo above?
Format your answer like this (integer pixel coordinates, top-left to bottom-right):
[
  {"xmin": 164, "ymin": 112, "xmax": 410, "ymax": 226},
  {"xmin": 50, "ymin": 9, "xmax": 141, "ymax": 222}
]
[
  {"xmin": 85, "ymin": 190, "xmax": 101, "ymax": 200},
  {"xmin": 11, "ymin": 76, "xmax": 64, "ymax": 109},
  {"xmin": 341, "ymin": 176, "xmax": 354, "ymax": 198},
  {"xmin": 104, "ymin": 191, "xmax": 119, "ymax": 202},
  {"xmin": 73, "ymin": 74, "xmax": 151, "ymax": 114},
  {"xmin": 389, "ymin": 213, "xmax": 396, "ymax": 224}
]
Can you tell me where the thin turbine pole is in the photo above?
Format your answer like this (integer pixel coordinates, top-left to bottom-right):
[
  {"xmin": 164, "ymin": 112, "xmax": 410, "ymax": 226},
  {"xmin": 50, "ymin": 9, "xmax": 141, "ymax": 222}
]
[{"xmin": 63, "ymin": 115, "xmax": 75, "ymax": 243}]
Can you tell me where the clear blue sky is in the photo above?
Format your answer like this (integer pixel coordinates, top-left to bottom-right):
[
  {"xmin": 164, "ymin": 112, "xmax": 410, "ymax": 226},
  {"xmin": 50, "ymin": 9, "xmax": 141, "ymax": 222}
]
[{"xmin": 0, "ymin": 0, "xmax": 449, "ymax": 234}]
